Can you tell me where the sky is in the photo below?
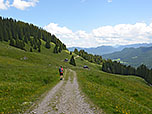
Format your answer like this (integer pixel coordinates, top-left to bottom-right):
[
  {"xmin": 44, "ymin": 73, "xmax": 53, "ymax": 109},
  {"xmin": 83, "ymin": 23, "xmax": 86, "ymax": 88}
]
[{"xmin": 1, "ymin": 0, "xmax": 152, "ymax": 48}]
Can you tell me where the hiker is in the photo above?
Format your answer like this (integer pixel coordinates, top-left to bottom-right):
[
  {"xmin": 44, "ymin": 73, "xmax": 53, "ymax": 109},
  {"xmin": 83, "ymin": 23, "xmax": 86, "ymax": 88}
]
[{"xmin": 59, "ymin": 66, "xmax": 63, "ymax": 80}]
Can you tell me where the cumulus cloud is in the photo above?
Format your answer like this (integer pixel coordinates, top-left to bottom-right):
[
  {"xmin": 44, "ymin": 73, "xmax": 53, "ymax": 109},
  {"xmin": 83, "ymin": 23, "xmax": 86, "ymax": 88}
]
[
  {"xmin": 12, "ymin": 0, "xmax": 39, "ymax": 10},
  {"xmin": 0, "ymin": 0, "xmax": 10, "ymax": 10},
  {"xmin": 44, "ymin": 22, "xmax": 152, "ymax": 48},
  {"xmin": 0, "ymin": 0, "xmax": 38, "ymax": 10}
]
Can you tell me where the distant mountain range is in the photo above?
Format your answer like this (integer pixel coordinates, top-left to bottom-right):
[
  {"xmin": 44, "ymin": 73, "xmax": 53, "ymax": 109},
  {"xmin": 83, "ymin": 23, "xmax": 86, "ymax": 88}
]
[
  {"xmin": 102, "ymin": 46, "xmax": 152, "ymax": 68},
  {"xmin": 68, "ymin": 43, "xmax": 152, "ymax": 55}
]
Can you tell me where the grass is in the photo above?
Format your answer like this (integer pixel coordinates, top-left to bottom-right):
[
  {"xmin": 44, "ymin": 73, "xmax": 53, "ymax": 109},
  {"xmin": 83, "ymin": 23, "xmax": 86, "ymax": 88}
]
[
  {"xmin": 1, "ymin": 41, "xmax": 152, "ymax": 114},
  {"xmin": 75, "ymin": 62, "xmax": 152, "ymax": 114},
  {"xmin": 0, "ymin": 42, "xmax": 71, "ymax": 113}
]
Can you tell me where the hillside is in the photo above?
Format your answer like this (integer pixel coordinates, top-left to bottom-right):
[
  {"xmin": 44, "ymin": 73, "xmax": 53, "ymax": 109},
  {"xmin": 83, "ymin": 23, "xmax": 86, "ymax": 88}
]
[
  {"xmin": 0, "ymin": 41, "xmax": 152, "ymax": 114},
  {"xmin": 68, "ymin": 43, "xmax": 152, "ymax": 55},
  {"xmin": 0, "ymin": 16, "xmax": 66, "ymax": 52},
  {"xmin": 0, "ymin": 41, "xmax": 71, "ymax": 113},
  {"xmin": 102, "ymin": 46, "xmax": 152, "ymax": 68},
  {"xmin": 0, "ymin": 17, "xmax": 152, "ymax": 114}
]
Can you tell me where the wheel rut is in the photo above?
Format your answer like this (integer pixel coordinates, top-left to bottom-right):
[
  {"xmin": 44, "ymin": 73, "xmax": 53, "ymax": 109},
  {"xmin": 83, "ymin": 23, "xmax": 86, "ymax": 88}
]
[{"xmin": 25, "ymin": 69, "xmax": 103, "ymax": 114}]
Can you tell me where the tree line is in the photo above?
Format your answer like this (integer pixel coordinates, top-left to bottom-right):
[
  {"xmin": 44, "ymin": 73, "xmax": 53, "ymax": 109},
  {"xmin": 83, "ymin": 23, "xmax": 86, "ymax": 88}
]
[
  {"xmin": 102, "ymin": 60, "xmax": 152, "ymax": 84},
  {"xmin": 74, "ymin": 48, "xmax": 103, "ymax": 64},
  {"xmin": 0, "ymin": 16, "xmax": 66, "ymax": 52},
  {"xmin": 74, "ymin": 48, "xmax": 152, "ymax": 85}
]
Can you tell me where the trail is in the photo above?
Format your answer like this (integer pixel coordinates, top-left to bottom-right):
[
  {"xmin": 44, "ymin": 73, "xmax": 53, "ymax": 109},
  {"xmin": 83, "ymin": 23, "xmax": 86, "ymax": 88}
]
[{"xmin": 25, "ymin": 69, "xmax": 103, "ymax": 114}]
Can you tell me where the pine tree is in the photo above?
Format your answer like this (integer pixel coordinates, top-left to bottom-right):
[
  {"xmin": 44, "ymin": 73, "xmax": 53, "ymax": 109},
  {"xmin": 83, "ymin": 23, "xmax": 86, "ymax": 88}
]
[
  {"xmin": 30, "ymin": 48, "xmax": 33, "ymax": 52},
  {"xmin": 33, "ymin": 44, "xmax": 37, "ymax": 50},
  {"xmin": 45, "ymin": 41, "xmax": 51, "ymax": 49},
  {"xmin": 9, "ymin": 39, "xmax": 15, "ymax": 46},
  {"xmin": 74, "ymin": 48, "xmax": 79, "ymax": 55},
  {"xmin": 70, "ymin": 51, "xmax": 72, "ymax": 55},
  {"xmin": 53, "ymin": 45, "xmax": 58, "ymax": 53},
  {"xmin": 58, "ymin": 46, "xmax": 62, "ymax": 53},
  {"xmin": 69, "ymin": 55, "xmax": 76, "ymax": 66}
]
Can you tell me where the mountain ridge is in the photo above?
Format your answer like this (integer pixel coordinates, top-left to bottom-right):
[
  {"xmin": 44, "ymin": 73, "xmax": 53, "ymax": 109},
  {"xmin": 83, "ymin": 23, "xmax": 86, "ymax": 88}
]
[
  {"xmin": 102, "ymin": 46, "xmax": 152, "ymax": 68},
  {"xmin": 68, "ymin": 43, "xmax": 152, "ymax": 55}
]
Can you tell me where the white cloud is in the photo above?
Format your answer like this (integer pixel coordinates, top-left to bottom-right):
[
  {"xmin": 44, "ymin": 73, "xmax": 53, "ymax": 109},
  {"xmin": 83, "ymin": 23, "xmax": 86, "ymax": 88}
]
[
  {"xmin": 44, "ymin": 22, "xmax": 152, "ymax": 48},
  {"xmin": 12, "ymin": 0, "xmax": 39, "ymax": 10},
  {"xmin": 0, "ymin": 0, "xmax": 38, "ymax": 10},
  {"xmin": 107, "ymin": 0, "xmax": 112, "ymax": 3},
  {"xmin": 0, "ymin": 0, "xmax": 10, "ymax": 10}
]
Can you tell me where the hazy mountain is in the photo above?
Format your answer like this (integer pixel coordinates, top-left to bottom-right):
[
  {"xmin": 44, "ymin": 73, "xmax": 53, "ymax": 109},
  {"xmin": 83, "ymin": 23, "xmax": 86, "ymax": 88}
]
[
  {"xmin": 102, "ymin": 46, "xmax": 152, "ymax": 68},
  {"xmin": 68, "ymin": 43, "xmax": 152, "ymax": 55}
]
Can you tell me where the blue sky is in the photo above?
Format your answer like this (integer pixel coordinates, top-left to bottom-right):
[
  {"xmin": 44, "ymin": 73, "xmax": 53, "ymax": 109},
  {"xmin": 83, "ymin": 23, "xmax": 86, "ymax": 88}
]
[{"xmin": 1, "ymin": 0, "xmax": 152, "ymax": 47}]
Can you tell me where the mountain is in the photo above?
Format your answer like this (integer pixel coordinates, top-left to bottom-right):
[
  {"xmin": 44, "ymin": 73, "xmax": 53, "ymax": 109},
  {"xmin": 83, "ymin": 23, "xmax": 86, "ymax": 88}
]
[
  {"xmin": 68, "ymin": 43, "xmax": 152, "ymax": 55},
  {"xmin": 102, "ymin": 46, "xmax": 152, "ymax": 68}
]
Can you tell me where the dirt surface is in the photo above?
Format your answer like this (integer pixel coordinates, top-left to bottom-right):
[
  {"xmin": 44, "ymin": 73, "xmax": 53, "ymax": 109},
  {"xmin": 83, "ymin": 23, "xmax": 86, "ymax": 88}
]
[{"xmin": 25, "ymin": 69, "xmax": 103, "ymax": 114}]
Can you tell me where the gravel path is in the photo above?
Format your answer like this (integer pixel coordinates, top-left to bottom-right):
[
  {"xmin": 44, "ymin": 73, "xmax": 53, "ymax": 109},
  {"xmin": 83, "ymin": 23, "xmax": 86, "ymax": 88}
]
[{"xmin": 25, "ymin": 69, "xmax": 103, "ymax": 114}]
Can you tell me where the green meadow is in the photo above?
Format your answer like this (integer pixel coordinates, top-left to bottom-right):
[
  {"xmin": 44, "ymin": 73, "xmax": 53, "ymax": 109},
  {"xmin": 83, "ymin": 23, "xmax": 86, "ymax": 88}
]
[
  {"xmin": 74, "ymin": 57, "xmax": 152, "ymax": 114},
  {"xmin": 0, "ymin": 42, "xmax": 71, "ymax": 113},
  {"xmin": 0, "ymin": 42, "xmax": 152, "ymax": 114}
]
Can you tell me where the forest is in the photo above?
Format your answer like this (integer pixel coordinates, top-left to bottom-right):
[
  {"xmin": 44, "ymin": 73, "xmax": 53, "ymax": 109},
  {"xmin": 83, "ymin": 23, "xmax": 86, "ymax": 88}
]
[
  {"xmin": 74, "ymin": 48, "xmax": 103, "ymax": 64},
  {"xmin": 102, "ymin": 60, "xmax": 152, "ymax": 84},
  {"xmin": 0, "ymin": 16, "xmax": 66, "ymax": 52},
  {"xmin": 74, "ymin": 47, "xmax": 152, "ymax": 85}
]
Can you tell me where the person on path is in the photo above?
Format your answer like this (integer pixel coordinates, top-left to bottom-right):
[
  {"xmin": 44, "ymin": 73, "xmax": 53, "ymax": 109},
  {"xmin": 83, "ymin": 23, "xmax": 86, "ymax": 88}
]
[{"xmin": 59, "ymin": 66, "xmax": 63, "ymax": 80}]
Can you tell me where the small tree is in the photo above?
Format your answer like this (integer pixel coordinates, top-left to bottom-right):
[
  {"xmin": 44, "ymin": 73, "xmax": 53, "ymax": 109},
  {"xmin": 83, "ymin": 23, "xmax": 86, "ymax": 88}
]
[
  {"xmin": 70, "ymin": 51, "xmax": 72, "ymax": 55},
  {"xmin": 69, "ymin": 55, "xmax": 76, "ymax": 66},
  {"xmin": 45, "ymin": 41, "xmax": 51, "ymax": 49},
  {"xmin": 74, "ymin": 48, "xmax": 79, "ymax": 55},
  {"xmin": 9, "ymin": 39, "xmax": 15, "ymax": 46}
]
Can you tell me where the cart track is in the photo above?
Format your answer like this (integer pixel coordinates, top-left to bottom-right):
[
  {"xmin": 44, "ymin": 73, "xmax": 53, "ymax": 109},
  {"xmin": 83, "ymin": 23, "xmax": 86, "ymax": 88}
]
[{"xmin": 25, "ymin": 69, "xmax": 103, "ymax": 114}]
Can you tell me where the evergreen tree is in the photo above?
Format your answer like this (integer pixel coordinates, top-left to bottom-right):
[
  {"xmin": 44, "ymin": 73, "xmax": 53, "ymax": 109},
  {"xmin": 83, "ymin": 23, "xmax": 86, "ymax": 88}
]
[
  {"xmin": 69, "ymin": 55, "xmax": 76, "ymax": 66},
  {"xmin": 33, "ymin": 44, "xmax": 37, "ymax": 50},
  {"xmin": 74, "ymin": 48, "xmax": 79, "ymax": 55},
  {"xmin": 53, "ymin": 45, "xmax": 58, "ymax": 53},
  {"xmin": 45, "ymin": 41, "xmax": 51, "ymax": 49},
  {"xmin": 9, "ymin": 38, "xmax": 15, "ymax": 46},
  {"xmin": 30, "ymin": 48, "xmax": 33, "ymax": 52},
  {"xmin": 70, "ymin": 51, "xmax": 72, "ymax": 55},
  {"xmin": 58, "ymin": 46, "xmax": 62, "ymax": 53},
  {"xmin": 0, "ymin": 30, "xmax": 3, "ymax": 41},
  {"xmin": 3, "ymin": 29, "xmax": 9, "ymax": 42}
]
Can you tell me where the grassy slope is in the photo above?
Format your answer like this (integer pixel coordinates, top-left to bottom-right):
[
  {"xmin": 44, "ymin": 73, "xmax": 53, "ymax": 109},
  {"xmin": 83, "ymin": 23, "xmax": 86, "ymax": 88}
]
[
  {"xmin": 74, "ymin": 57, "xmax": 152, "ymax": 114},
  {"xmin": 0, "ymin": 42, "xmax": 71, "ymax": 113},
  {"xmin": 0, "ymin": 42, "xmax": 152, "ymax": 114}
]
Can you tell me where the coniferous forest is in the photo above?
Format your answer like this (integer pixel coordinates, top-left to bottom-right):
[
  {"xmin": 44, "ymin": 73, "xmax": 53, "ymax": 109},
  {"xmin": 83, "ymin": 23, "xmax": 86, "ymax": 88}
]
[
  {"xmin": 102, "ymin": 60, "xmax": 152, "ymax": 84},
  {"xmin": 74, "ymin": 48, "xmax": 103, "ymax": 64},
  {"xmin": 0, "ymin": 16, "xmax": 66, "ymax": 52},
  {"xmin": 74, "ymin": 47, "xmax": 152, "ymax": 85}
]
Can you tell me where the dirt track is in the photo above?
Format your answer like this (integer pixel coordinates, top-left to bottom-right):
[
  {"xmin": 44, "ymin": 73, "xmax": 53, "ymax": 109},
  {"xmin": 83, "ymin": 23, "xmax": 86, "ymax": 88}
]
[{"xmin": 25, "ymin": 69, "xmax": 103, "ymax": 114}]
